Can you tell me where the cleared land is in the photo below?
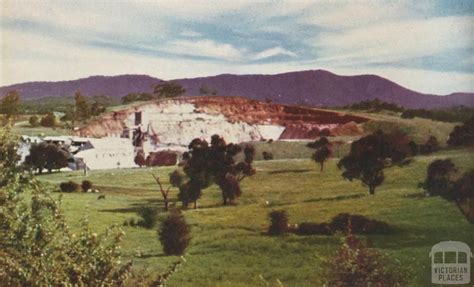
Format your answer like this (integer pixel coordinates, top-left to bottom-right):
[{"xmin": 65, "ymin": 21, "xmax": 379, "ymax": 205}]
[{"xmin": 37, "ymin": 147, "xmax": 474, "ymax": 286}]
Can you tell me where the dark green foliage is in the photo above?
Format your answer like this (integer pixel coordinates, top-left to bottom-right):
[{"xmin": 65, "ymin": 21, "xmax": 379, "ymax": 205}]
[
  {"xmin": 177, "ymin": 135, "xmax": 256, "ymax": 207},
  {"xmin": 419, "ymin": 136, "xmax": 439, "ymax": 155},
  {"xmin": 308, "ymin": 137, "xmax": 332, "ymax": 171},
  {"xmin": 25, "ymin": 142, "xmax": 68, "ymax": 173},
  {"xmin": 324, "ymin": 234, "xmax": 407, "ymax": 286},
  {"xmin": 268, "ymin": 210, "xmax": 289, "ymax": 235},
  {"xmin": 345, "ymin": 98, "xmax": 404, "ymax": 113},
  {"xmin": 59, "ymin": 181, "xmax": 79, "ymax": 192},
  {"xmin": 0, "ymin": 90, "xmax": 20, "ymax": 119},
  {"xmin": 138, "ymin": 207, "xmax": 159, "ymax": 229},
  {"xmin": 81, "ymin": 180, "xmax": 93, "ymax": 192},
  {"xmin": 296, "ymin": 222, "xmax": 332, "ymax": 235},
  {"xmin": 447, "ymin": 116, "xmax": 474, "ymax": 146},
  {"xmin": 401, "ymin": 106, "xmax": 474, "ymax": 123},
  {"xmin": 338, "ymin": 130, "xmax": 411, "ymax": 194},
  {"xmin": 158, "ymin": 212, "xmax": 191, "ymax": 256},
  {"xmin": 450, "ymin": 170, "xmax": 474, "ymax": 201},
  {"xmin": 294, "ymin": 213, "xmax": 394, "ymax": 235},
  {"xmin": 262, "ymin": 151, "xmax": 274, "ymax": 160},
  {"xmin": 40, "ymin": 113, "xmax": 56, "ymax": 127},
  {"xmin": 1, "ymin": 126, "xmax": 132, "ymax": 285},
  {"xmin": 28, "ymin": 115, "xmax": 39, "ymax": 127},
  {"xmin": 121, "ymin": 92, "xmax": 153, "ymax": 104},
  {"xmin": 421, "ymin": 159, "xmax": 457, "ymax": 198},
  {"xmin": 74, "ymin": 91, "xmax": 90, "ymax": 122},
  {"xmin": 153, "ymin": 81, "xmax": 186, "ymax": 99}
]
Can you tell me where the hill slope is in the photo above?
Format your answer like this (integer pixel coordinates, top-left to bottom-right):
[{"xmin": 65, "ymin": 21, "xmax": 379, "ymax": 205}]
[{"xmin": 1, "ymin": 70, "xmax": 473, "ymax": 109}]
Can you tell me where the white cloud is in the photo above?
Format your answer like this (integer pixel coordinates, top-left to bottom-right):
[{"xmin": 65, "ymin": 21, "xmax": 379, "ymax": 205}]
[
  {"xmin": 163, "ymin": 39, "xmax": 245, "ymax": 60},
  {"xmin": 313, "ymin": 16, "xmax": 474, "ymax": 65},
  {"xmin": 253, "ymin": 47, "xmax": 296, "ymax": 60}
]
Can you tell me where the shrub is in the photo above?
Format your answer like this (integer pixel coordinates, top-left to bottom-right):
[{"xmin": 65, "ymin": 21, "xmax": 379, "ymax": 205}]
[
  {"xmin": 447, "ymin": 116, "xmax": 474, "ymax": 146},
  {"xmin": 329, "ymin": 213, "xmax": 393, "ymax": 235},
  {"xmin": 158, "ymin": 212, "xmax": 191, "ymax": 256},
  {"xmin": 324, "ymin": 233, "xmax": 407, "ymax": 286},
  {"xmin": 59, "ymin": 181, "xmax": 79, "ymax": 192},
  {"xmin": 40, "ymin": 113, "xmax": 56, "ymax": 127},
  {"xmin": 420, "ymin": 136, "xmax": 439, "ymax": 155},
  {"xmin": 262, "ymin": 151, "xmax": 274, "ymax": 160},
  {"xmin": 81, "ymin": 180, "xmax": 93, "ymax": 192},
  {"xmin": 268, "ymin": 210, "xmax": 289, "ymax": 235},
  {"xmin": 29, "ymin": 115, "xmax": 39, "ymax": 127},
  {"xmin": 134, "ymin": 152, "xmax": 146, "ymax": 167},
  {"xmin": 421, "ymin": 159, "xmax": 457, "ymax": 197},
  {"xmin": 296, "ymin": 222, "xmax": 332, "ymax": 235},
  {"xmin": 138, "ymin": 207, "xmax": 158, "ymax": 229}
]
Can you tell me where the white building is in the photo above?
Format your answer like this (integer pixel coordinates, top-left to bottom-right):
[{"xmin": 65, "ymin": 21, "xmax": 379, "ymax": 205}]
[{"xmin": 73, "ymin": 137, "xmax": 137, "ymax": 170}]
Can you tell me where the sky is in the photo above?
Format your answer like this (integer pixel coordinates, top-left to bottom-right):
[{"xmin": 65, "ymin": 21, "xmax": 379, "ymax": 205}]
[{"xmin": 0, "ymin": 0, "xmax": 473, "ymax": 94}]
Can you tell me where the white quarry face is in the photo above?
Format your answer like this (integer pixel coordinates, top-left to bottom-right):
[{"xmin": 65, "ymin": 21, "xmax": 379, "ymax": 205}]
[{"xmin": 125, "ymin": 102, "xmax": 285, "ymax": 146}]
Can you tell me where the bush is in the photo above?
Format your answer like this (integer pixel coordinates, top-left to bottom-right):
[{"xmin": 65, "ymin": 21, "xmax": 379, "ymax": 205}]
[
  {"xmin": 268, "ymin": 210, "xmax": 289, "ymax": 235},
  {"xmin": 29, "ymin": 115, "xmax": 39, "ymax": 127},
  {"xmin": 292, "ymin": 213, "xmax": 394, "ymax": 235},
  {"xmin": 296, "ymin": 222, "xmax": 332, "ymax": 235},
  {"xmin": 59, "ymin": 181, "xmax": 79, "ymax": 192},
  {"xmin": 324, "ymin": 234, "xmax": 407, "ymax": 286},
  {"xmin": 81, "ymin": 180, "xmax": 93, "ymax": 192},
  {"xmin": 421, "ymin": 159, "xmax": 457, "ymax": 198},
  {"xmin": 158, "ymin": 212, "xmax": 191, "ymax": 256},
  {"xmin": 137, "ymin": 207, "xmax": 158, "ymax": 229},
  {"xmin": 262, "ymin": 151, "xmax": 274, "ymax": 160},
  {"xmin": 40, "ymin": 113, "xmax": 56, "ymax": 127},
  {"xmin": 447, "ymin": 116, "xmax": 474, "ymax": 146},
  {"xmin": 420, "ymin": 136, "xmax": 439, "ymax": 155},
  {"xmin": 329, "ymin": 213, "xmax": 393, "ymax": 235}
]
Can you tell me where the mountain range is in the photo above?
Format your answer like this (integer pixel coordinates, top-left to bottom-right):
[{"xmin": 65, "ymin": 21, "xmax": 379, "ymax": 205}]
[{"xmin": 1, "ymin": 70, "xmax": 473, "ymax": 109}]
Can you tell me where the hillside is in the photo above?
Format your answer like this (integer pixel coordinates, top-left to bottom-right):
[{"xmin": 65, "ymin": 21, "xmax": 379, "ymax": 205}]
[{"xmin": 1, "ymin": 70, "xmax": 473, "ymax": 109}]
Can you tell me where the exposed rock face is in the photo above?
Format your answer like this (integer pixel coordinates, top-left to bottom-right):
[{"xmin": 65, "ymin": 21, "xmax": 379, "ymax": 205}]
[{"xmin": 75, "ymin": 96, "xmax": 369, "ymax": 145}]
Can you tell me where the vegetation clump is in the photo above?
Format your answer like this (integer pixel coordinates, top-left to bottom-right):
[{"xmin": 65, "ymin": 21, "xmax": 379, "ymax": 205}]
[
  {"xmin": 268, "ymin": 210, "xmax": 289, "ymax": 235},
  {"xmin": 324, "ymin": 233, "xmax": 407, "ymax": 286},
  {"xmin": 158, "ymin": 212, "xmax": 191, "ymax": 256},
  {"xmin": 338, "ymin": 130, "xmax": 412, "ymax": 194},
  {"xmin": 81, "ymin": 180, "xmax": 93, "ymax": 192},
  {"xmin": 447, "ymin": 116, "xmax": 474, "ymax": 147},
  {"xmin": 138, "ymin": 207, "xmax": 159, "ymax": 229},
  {"xmin": 60, "ymin": 180, "xmax": 80, "ymax": 192},
  {"xmin": 0, "ymin": 124, "xmax": 132, "ymax": 285}
]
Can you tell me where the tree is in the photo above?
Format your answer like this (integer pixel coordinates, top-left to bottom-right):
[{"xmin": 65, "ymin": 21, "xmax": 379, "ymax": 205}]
[
  {"xmin": 447, "ymin": 116, "xmax": 474, "ymax": 147},
  {"xmin": 420, "ymin": 136, "xmax": 439, "ymax": 155},
  {"xmin": 158, "ymin": 212, "xmax": 191, "ymax": 256},
  {"xmin": 450, "ymin": 170, "xmax": 474, "ymax": 201},
  {"xmin": 420, "ymin": 159, "xmax": 457, "ymax": 198},
  {"xmin": 29, "ymin": 115, "xmax": 40, "ymax": 127},
  {"xmin": 25, "ymin": 142, "xmax": 68, "ymax": 174},
  {"xmin": 0, "ymin": 90, "xmax": 20, "ymax": 119},
  {"xmin": 152, "ymin": 174, "xmax": 172, "ymax": 211},
  {"xmin": 40, "ymin": 113, "xmax": 56, "ymax": 127},
  {"xmin": 1, "ymin": 124, "xmax": 132, "ymax": 285},
  {"xmin": 153, "ymin": 81, "xmax": 186, "ymax": 99},
  {"xmin": 338, "ymin": 130, "xmax": 411, "ymax": 195},
  {"xmin": 307, "ymin": 137, "xmax": 331, "ymax": 172},
  {"xmin": 172, "ymin": 135, "xmax": 256, "ymax": 207},
  {"xmin": 74, "ymin": 91, "xmax": 90, "ymax": 122}
]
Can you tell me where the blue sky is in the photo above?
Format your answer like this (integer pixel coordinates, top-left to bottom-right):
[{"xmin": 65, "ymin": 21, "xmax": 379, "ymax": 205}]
[{"xmin": 0, "ymin": 0, "xmax": 473, "ymax": 94}]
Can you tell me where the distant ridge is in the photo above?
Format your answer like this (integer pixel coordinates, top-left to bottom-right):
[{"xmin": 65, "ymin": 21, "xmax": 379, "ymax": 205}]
[{"xmin": 1, "ymin": 70, "xmax": 473, "ymax": 109}]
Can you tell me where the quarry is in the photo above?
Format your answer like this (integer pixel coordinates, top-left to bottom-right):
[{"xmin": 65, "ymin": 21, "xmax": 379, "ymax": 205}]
[{"xmin": 75, "ymin": 96, "xmax": 368, "ymax": 151}]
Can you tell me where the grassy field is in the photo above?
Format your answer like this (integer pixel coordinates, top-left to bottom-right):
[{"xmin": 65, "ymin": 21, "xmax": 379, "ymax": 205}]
[{"xmin": 36, "ymin": 147, "xmax": 474, "ymax": 286}]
